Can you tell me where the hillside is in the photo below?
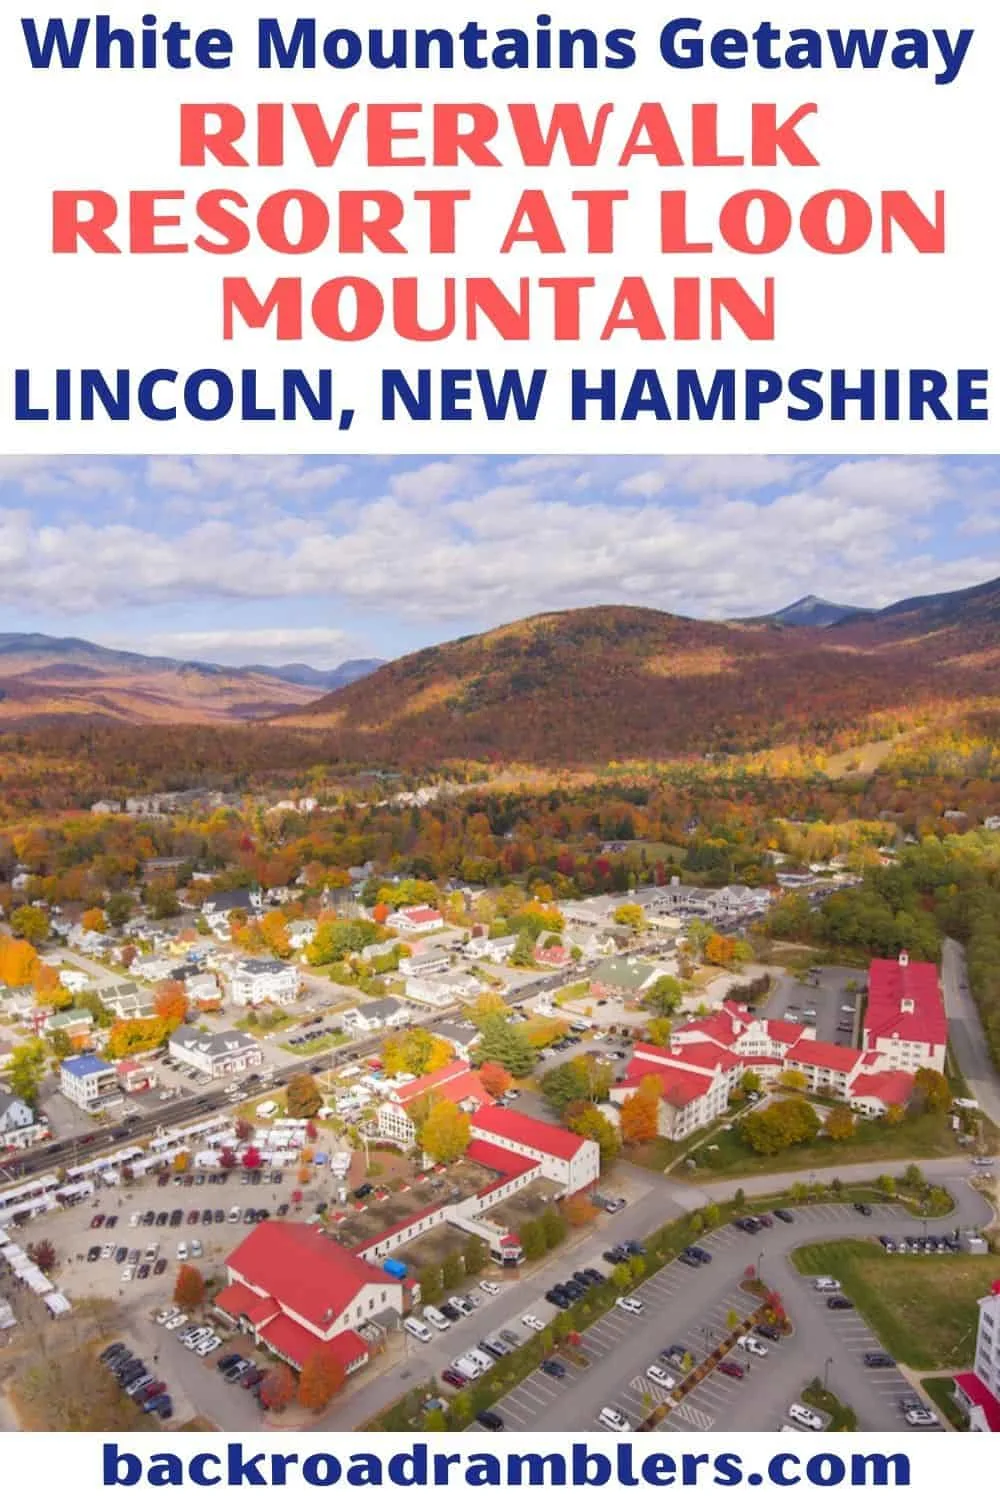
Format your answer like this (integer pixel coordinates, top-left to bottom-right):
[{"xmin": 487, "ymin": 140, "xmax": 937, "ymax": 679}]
[
  {"xmin": 0, "ymin": 634, "xmax": 320, "ymax": 724},
  {"xmin": 276, "ymin": 593, "xmax": 997, "ymax": 764}
]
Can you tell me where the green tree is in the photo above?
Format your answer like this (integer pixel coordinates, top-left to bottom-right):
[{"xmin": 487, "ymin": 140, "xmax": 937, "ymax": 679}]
[
  {"xmin": 540, "ymin": 1209, "xmax": 567, "ymax": 1251},
  {"xmin": 104, "ymin": 892, "xmax": 134, "ymax": 928},
  {"xmin": 441, "ymin": 1254, "xmax": 464, "ymax": 1291},
  {"xmin": 704, "ymin": 1203, "xmax": 721, "ymax": 1229},
  {"xmin": 520, "ymin": 1220, "xmax": 546, "ymax": 1261},
  {"xmin": 463, "ymin": 1237, "xmax": 488, "ymax": 1275},
  {"xmin": 541, "ymin": 1056, "xmax": 612, "ymax": 1113},
  {"xmin": 7, "ymin": 1039, "xmax": 47, "ymax": 1106},
  {"xmin": 901, "ymin": 1163, "xmax": 926, "ymax": 1193},
  {"xmin": 644, "ymin": 976, "xmax": 683, "ymax": 1016},
  {"xmin": 876, "ymin": 1173, "xmax": 896, "ymax": 1199},
  {"xmin": 11, "ymin": 906, "xmax": 50, "ymax": 945},
  {"xmin": 473, "ymin": 1016, "xmax": 538, "ymax": 1077},
  {"xmin": 740, "ymin": 1096, "xmax": 821, "ymax": 1156},
  {"xmin": 741, "ymin": 1070, "xmax": 762, "ymax": 1093},
  {"xmin": 419, "ymin": 1265, "xmax": 442, "ymax": 1304}
]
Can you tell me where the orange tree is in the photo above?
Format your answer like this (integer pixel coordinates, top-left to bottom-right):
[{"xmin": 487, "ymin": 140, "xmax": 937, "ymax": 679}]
[
  {"xmin": 174, "ymin": 1264, "xmax": 205, "ymax": 1310},
  {"xmin": 298, "ymin": 1350, "xmax": 346, "ymax": 1412}
]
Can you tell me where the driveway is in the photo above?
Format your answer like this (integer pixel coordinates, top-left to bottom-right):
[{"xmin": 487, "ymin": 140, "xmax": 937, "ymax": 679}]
[{"xmin": 941, "ymin": 937, "xmax": 1000, "ymax": 1124}]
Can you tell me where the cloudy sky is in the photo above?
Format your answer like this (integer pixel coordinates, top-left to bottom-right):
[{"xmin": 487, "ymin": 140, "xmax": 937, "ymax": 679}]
[{"xmin": 0, "ymin": 453, "xmax": 997, "ymax": 666}]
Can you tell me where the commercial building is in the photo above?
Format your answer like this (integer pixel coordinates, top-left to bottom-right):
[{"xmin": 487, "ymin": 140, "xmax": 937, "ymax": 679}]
[
  {"xmin": 863, "ymin": 952, "xmax": 948, "ymax": 1074},
  {"xmin": 217, "ymin": 1221, "xmax": 404, "ymax": 1376},
  {"xmin": 230, "ymin": 959, "xmax": 299, "ymax": 1008},
  {"xmin": 168, "ymin": 1025, "xmax": 263, "ymax": 1079},
  {"xmin": 59, "ymin": 1055, "xmax": 120, "ymax": 1113},
  {"xmin": 374, "ymin": 1061, "xmax": 491, "ymax": 1147},
  {"xmin": 469, "ymin": 1104, "xmax": 600, "ymax": 1194},
  {"xmin": 954, "ymin": 1280, "xmax": 1000, "ymax": 1433}
]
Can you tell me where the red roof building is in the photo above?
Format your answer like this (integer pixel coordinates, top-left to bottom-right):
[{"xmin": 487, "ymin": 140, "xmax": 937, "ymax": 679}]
[
  {"xmin": 470, "ymin": 1104, "xmax": 600, "ymax": 1193},
  {"xmin": 953, "ymin": 1371, "xmax": 1000, "ymax": 1433},
  {"xmin": 219, "ymin": 1221, "xmax": 405, "ymax": 1373},
  {"xmin": 376, "ymin": 1060, "xmax": 491, "ymax": 1146},
  {"xmin": 864, "ymin": 952, "xmax": 947, "ymax": 1072},
  {"xmin": 849, "ymin": 1070, "xmax": 915, "ymax": 1110},
  {"xmin": 610, "ymin": 1041, "xmax": 739, "ymax": 1141}
]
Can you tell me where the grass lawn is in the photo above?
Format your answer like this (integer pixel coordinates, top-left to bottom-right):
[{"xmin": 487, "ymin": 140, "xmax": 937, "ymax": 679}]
[
  {"xmin": 672, "ymin": 1111, "xmax": 960, "ymax": 1179},
  {"xmin": 921, "ymin": 1376, "xmax": 969, "ymax": 1431},
  {"xmin": 802, "ymin": 1378, "xmax": 857, "ymax": 1431},
  {"xmin": 790, "ymin": 1241, "xmax": 997, "ymax": 1369}
]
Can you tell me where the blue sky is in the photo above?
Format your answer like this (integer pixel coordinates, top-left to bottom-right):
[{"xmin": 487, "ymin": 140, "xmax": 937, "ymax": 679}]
[{"xmin": 0, "ymin": 454, "xmax": 996, "ymax": 666}]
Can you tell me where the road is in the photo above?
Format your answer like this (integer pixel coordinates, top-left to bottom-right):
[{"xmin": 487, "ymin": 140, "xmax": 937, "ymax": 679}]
[
  {"xmin": 319, "ymin": 1156, "xmax": 987, "ymax": 1432},
  {"xmin": 941, "ymin": 937, "xmax": 1000, "ymax": 1125},
  {"xmin": 4, "ymin": 1005, "xmax": 465, "ymax": 1181}
]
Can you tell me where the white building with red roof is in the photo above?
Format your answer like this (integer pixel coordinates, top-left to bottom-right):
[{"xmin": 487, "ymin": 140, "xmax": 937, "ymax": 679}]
[
  {"xmin": 391, "ymin": 906, "xmax": 445, "ymax": 935},
  {"xmin": 375, "ymin": 1060, "xmax": 492, "ymax": 1146},
  {"xmin": 470, "ymin": 1104, "xmax": 600, "ymax": 1193},
  {"xmin": 610, "ymin": 1038, "xmax": 742, "ymax": 1140},
  {"xmin": 954, "ymin": 1280, "xmax": 1000, "ymax": 1433},
  {"xmin": 217, "ymin": 1221, "xmax": 405, "ymax": 1375},
  {"xmin": 864, "ymin": 952, "xmax": 947, "ymax": 1074}
]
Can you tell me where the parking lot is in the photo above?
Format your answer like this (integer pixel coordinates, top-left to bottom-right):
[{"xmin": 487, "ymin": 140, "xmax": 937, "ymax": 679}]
[
  {"xmin": 483, "ymin": 1201, "xmax": 938, "ymax": 1435},
  {"xmin": 764, "ymin": 966, "xmax": 865, "ymax": 1045}
]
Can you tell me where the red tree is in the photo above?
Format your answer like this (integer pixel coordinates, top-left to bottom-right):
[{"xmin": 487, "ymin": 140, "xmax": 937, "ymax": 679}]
[
  {"xmin": 219, "ymin": 1146, "xmax": 238, "ymax": 1170},
  {"xmin": 242, "ymin": 1146, "xmax": 263, "ymax": 1169},
  {"xmin": 479, "ymin": 1060, "xmax": 513, "ymax": 1098}
]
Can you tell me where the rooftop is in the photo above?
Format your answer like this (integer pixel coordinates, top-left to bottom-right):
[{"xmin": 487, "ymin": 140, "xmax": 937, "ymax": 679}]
[
  {"xmin": 866, "ymin": 954, "xmax": 947, "ymax": 1047},
  {"xmin": 226, "ymin": 1221, "xmax": 396, "ymax": 1331},
  {"xmin": 471, "ymin": 1104, "xmax": 589, "ymax": 1162},
  {"xmin": 61, "ymin": 1054, "xmax": 115, "ymax": 1078}
]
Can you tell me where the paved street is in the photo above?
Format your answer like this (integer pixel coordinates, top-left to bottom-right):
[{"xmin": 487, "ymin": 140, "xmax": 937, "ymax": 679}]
[{"xmin": 941, "ymin": 937, "xmax": 1000, "ymax": 1124}]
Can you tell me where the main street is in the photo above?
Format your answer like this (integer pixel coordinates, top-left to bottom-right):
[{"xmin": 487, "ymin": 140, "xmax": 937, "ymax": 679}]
[
  {"xmin": 320, "ymin": 1156, "xmax": 987, "ymax": 1432},
  {"xmin": 3, "ymin": 1003, "xmax": 466, "ymax": 1180},
  {"xmin": 941, "ymin": 937, "xmax": 1000, "ymax": 1124}
]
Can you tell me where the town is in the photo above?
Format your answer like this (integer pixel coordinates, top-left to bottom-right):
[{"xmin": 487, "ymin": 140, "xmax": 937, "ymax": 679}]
[{"xmin": 0, "ymin": 786, "xmax": 997, "ymax": 1440}]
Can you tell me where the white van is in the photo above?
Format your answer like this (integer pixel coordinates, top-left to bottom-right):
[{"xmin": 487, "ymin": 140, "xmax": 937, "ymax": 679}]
[
  {"xmin": 453, "ymin": 1357, "xmax": 483, "ymax": 1381},
  {"xmin": 403, "ymin": 1317, "xmax": 433, "ymax": 1344},
  {"xmin": 788, "ymin": 1403, "xmax": 824, "ymax": 1431},
  {"xmin": 424, "ymin": 1306, "xmax": 451, "ymax": 1333},
  {"xmin": 463, "ymin": 1348, "xmax": 494, "ymax": 1373}
]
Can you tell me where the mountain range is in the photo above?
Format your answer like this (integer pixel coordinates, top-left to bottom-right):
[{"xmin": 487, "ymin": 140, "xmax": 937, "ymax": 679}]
[
  {"xmin": 282, "ymin": 576, "xmax": 1000, "ymax": 764},
  {"xmin": 2, "ymin": 574, "xmax": 999, "ymax": 757},
  {"xmin": 0, "ymin": 635, "xmax": 383, "ymax": 725}
]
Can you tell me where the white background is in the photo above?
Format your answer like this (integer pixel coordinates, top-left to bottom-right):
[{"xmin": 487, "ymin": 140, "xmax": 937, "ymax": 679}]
[{"xmin": 0, "ymin": 1, "xmax": 996, "ymax": 453}]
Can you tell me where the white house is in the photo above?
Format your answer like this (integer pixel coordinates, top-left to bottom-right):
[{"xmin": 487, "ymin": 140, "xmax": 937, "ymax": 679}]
[
  {"xmin": 0, "ymin": 1087, "xmax": 38, "ymax": 1150},
  {"xmin": 230, "ymin": 959, "xmax": 299, "ymax": 1008},
  {"xmin": 169, "ymin": 1025, "xmax": 263, "ymax": 1078},
  {"xmin": 391, "ymin": 906, "xmax": 445, "ymax": 935},
  {"xmin": 58, "ymin": 969, "xmax": 92, "ymax": 995},
  {"xmin": 398, "ymin": 950, "xmax": 450, "ymax": 980},
  {"xmin": 403, "ymin": 974, "xmax": 478, "ymax": 1007},
  {"xmin": 341, "ymin": 998, "xmax": 411, "ymax": 1034}
]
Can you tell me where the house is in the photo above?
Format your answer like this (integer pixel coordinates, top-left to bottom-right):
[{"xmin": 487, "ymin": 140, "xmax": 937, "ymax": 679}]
[
  {"xmin": 534, "ymin": 943, "xmax": 572, "ymax": 967},
  {"xmin": 58, "ymin": 969, "xmax": 92, "ymax": 995},
  {"xmin": 848, "ymin": 1069, "xmax": 915, "ymax": 1117},
  {"xmin": 202, "ymin": 889, "xmax": 263, "ymax": 919},
  {"xmin": 168, "ymin": 1025, "xmax": 262, "ymax": 1078},
  {"xmin": 0, "ymin": 1086, "xmax": 36, "ymax": 1149},
  {"xmin": 375, "ymin": 1060, "xmax": 493, "ymax": 1146},
  {"xmin": 230, "ymin": 959, "xmax": 299, "ymax": 1009},
  {"xmin": 286, "ymin": 920, "xmax": 317, "ymax": 952},
  {"xmin": 610, "ymin": 1040, "xmax": 742, "ymax": 1141},
  {"xmin": 465, "ymin": 934, "xmax": 518, "ymax": 963},
  {"xmin": 470, "ymin": 1104, "xmax": 600, "ymax": 1193},
  {"xmin": 341, "ymin": 998, "xmax": 411, "ymax": 1034},
  {"xmin": 129, "ymin": 955, "xmax": 177, "ymax": 985},
  {"xmin": 0, "ymin": 985, "xmax": 36, "ymax": 1018},
  {"xmin": 864, "ymin": 952, "xmax": 947, "ymax": 1074},
  {"xmin": 403, "ymin": 974, "xmax": 478, "ymax": 1007},
  {"xmin": 184, "ymin": 972, "xmax": 222, "ymax": 1007},
  {"xmin": 398, "ymin": 950, "xmax": 450, "ymax": 980},
  {"xmin": 391, "ymin": 906, "xmax": 444, "ymax": 935},
  {"xmin": 60, "ymin": 1055, "xmax": 120, "ymax": 1112},
  {"xmin": 429, "ymin": 1020, "xmax": 481, "ymax": 1062},
  {"xmin": 216, "ymin": 1221, "xmax": 404, "ymax": 1374},
  {"xmin": 953, "ymin": 1281, "xmax": 1000, "ymax": 1432},
  {"xmin": 97, "ymin": 981, "xmax": 155, "ymax": 1021},
  {"xmin": 43, "ymin": 1008, "xmax": 93, "ymax": 1043}
]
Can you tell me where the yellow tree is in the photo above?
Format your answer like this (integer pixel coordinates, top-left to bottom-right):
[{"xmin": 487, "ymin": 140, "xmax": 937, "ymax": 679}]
[{"xmin": 418, "ymin": 1099, "xmax": 471, "ymax": 1164}]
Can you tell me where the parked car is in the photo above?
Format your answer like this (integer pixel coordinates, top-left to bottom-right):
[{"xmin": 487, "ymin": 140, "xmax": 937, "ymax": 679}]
[
  {"xmin": 540, "ymin": 1359, "xmax": 566, "ymax": 1379},
  {"xmin": 475, "ymin": 1411, "xmax": 504, "ymax": 1432},
  {"xmin": 789, "ymin": 1403, "xmax": 824, "ymax": 1431},
  {"xmin": 615, "ymin": 1296, "xmax": 643, "ymax": 1315},
  {"xmin": 717, "ymin": 1359, "xmax": 745, "ymax": 1379},
  {"xmin": 737, "ymin": 1334, "xmax": 769, "ymax": 1358},
  {"xmin": 645, "ymin": 1364, "xmax": 676, "ymax": 1390},
  {"xmin": 521, "ymin": 1314, "xmax": 544, "ymax": 1332},
  {"xmin": 597, "ymin": 1406, "xmax": 632, "ymax": 1432},
  {"xmin": 863, "ymin": 1352, "xmax": 896, "ymax": 1368},
  {"xmin": 853, "ymin": 1201, "xmax": 873, "ymax": 1216},
  {"xmin": 441, "ymin": 1369, "xmax": 466, "ymax": 1390},
  {"xmin": 827, "ymin": 1296, "xmax": 854, "ymax": 1310}
]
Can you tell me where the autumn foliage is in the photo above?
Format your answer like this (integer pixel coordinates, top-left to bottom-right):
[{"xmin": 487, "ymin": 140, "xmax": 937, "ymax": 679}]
[
  {"xmin": 478, "ymin": 1061, "xmax": 513, "ymax": 1098},
  {"xmin": 173, "ymin": 1264, "xmax": 205, "ymax": 1309},
  {"xmin": 298, "ymin": 1349, "xmax": 346, "ymax": 1412}
]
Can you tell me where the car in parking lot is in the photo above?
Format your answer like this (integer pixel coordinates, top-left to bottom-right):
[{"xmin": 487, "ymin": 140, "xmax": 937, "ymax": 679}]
[
  {"xmin": 615, "ymin": 1296, "xmax": 643, "ymax": 1316},
  {"xmin": 827, "ymin": 1295, "xmax": 854, "ymax": 1310},
  {"xmin": 476, "ymin": 1411, "xmax": 504, "ymax": 1432},
  {"xmin": 813, "ymin": 1277, "xmax": 841, "ymax": 1291},
  {"xmin": 863, "ymin": 1351, "xmax": 897, "ymax": 1368},
  {"xmin": 540, "ymin": 1359, "xmax": 566, "ymax": 1379},
  {"xmin": 86, "ymin": 1245, "xmax": 101, "ymax": 1263},
  {"xmin": 789, "ymin": 1402, "xmax": 824, "ymax": 1430},
  {"xmin": 522, "ymin": 1314, "xmax": 544, "ymax": 1332},
  {"xmin": 403, "ymin": 1317, "xmax": 433, "ymax": 1343},
  {"xmin": 904, "ymin": 1406, "xmax": 940, "ymax": 1427},
  {"xmin": 479, "ymin": 1280, "xmax": 501, "ymax": 1296},
  {"xmin": 597, "ymin": 1406, "xmax": 632, "ymax": 1432},
  {"xmin": 716, "ymin": 1359, "xmax": 745, "ymax": 1379},
  {"xmin": 737, "ymin": 1334, "xmax": 769, "ymax": 1358},
  {"xmin": 645, "ymin": 1364, "xmax": 676, "ymax": 1391},
  {"xmin": 853, "ymin": 1201, "xmax": 873, "ymax": 1216},
  {"xmin": 773, "ymin": 1208, "xmax": 794, "ymax": 1223},
  {"xmin": 441, "ymin": 1369, "xmax": 466, "ymax": 1390},
  {"xmin": 661, "ymin": 1344, "xmax": 690, "ymax": 1370},
  {"xmin": 679, "ymin": 1245, "xmax": 712, "ymax": 1266},
  {"xmin": 753, "ymin": 1323, "xmax": 782, "ymax": 1341}
]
